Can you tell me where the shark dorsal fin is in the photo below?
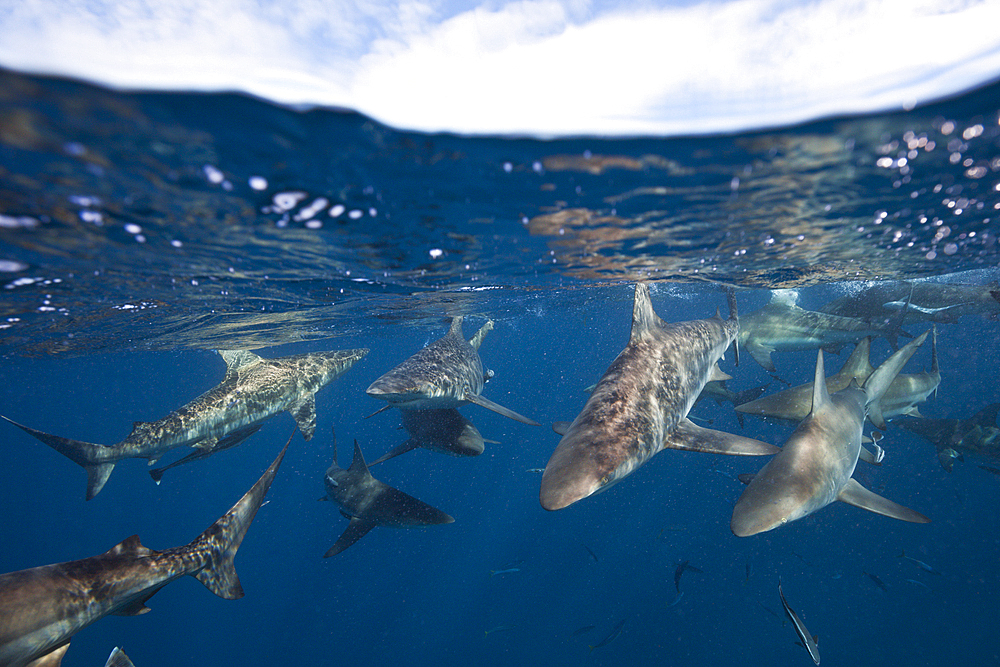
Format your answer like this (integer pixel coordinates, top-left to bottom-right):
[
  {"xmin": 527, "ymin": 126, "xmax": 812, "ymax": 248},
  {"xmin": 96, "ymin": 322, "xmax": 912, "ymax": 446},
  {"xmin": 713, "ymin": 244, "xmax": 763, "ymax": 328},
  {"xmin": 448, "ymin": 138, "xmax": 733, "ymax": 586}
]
[
  {"xmin": 810, "ymin": 350, "xmax": 830, "ymax": 413},
  {"xmin": 447, "ymin": 316, "xmax": 464, "ymax": 338},
  {"xmin": 349, "ymin": 439, "xmax": 372, "ymax": 477},
  {"xmin": 218, "ymin": 350, "xmax": 262, "ymax": 373},
  {"xmin": 630, "ymin": 283, "xmax": 664, "ymax": 342},
  {"xmin": 106, "ymin": 534, "xmax": 153, "ymax": 558},
  {"xmin": 839, "ymin": 337, "xmax": 875, "ymax": 381},
  {"xmin": 468, "ymin": 319, "xmax": 494, "ymax": 350}
]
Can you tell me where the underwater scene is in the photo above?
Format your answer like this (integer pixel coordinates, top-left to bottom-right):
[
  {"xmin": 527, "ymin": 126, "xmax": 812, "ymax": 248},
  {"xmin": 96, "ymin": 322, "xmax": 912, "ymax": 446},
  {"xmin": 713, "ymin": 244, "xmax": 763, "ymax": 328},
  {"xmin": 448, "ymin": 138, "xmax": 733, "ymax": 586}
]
[{"xmin": 1, "ymin": 67, "xmax": 1000, "ymax": 667}]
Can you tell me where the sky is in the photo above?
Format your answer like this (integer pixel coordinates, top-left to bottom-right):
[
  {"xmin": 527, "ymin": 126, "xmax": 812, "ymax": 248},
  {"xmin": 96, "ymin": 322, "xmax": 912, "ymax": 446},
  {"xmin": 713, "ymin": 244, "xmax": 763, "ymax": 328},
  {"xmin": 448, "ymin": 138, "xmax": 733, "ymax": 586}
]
[{"xmin": 1, "ymin": 0, "xmax": 1000, "ymax": 136}]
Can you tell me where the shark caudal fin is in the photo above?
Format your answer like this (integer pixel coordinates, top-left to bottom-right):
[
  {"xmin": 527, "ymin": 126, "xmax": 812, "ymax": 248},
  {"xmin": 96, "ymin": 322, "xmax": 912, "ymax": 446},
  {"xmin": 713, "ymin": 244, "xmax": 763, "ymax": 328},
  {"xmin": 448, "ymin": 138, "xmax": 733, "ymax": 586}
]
[
  {"xmin": 190, "ymin": 430, "xmax": 292, "ymax": 599},
  {"xmin": 864, "ymin": 330, "xmax": 929, "ymax": 429},
  {"xmin": 1, "ymin": 416, "xmax": 115, "ymax": 500}
]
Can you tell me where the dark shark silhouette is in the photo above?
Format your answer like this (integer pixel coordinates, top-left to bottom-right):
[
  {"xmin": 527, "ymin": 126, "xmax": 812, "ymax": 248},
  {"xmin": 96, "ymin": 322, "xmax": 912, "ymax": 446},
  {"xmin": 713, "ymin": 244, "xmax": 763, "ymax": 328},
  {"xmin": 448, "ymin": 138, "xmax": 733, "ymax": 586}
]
[
  {"xmin": 369, "ymin": 408, "xmax": 489, "ymax": 466},
  {"xmin": 3, "ymin": 347, "xmax": 366, "ymax": 499},
  {"xmin": 899, "ymin": 403, "xmax": 1000, "ymax": 471},
  {"xmin": 322, "ymin": 432, "xmax": 453, "ymax": 557},
  {"xmin": 0, "ymin": 434, "xmax": 289, "ymax": 667}
]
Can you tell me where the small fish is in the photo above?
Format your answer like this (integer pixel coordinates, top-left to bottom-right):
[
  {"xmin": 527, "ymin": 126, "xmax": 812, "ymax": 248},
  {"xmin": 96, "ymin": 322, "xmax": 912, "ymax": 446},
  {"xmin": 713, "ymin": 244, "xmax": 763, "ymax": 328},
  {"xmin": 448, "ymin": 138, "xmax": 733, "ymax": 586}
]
[
  {"xmin": 490, "ymin": 568, "xmax": 521, "ymax": 576},
  {"xmin": 485, "ymin": 625, "xmax": 514, "ymax": 637},
  {"xmin": 745, "ymin": 560, "xmax": 753, "ymax": 584},
  {"xmin": 898, "ymin": 550, "xmax": 942, "ymax": 575},
  {"xmin": 978, "ymin": 464, "xmax": 1000, "ymax": 477},
  {"xmin": 666, "ymin": 591, "xmax": 685, "ymax": 608},
  {"xmin": 583, "ymin": 544, "xmax": 599, "ymax": 564},
  {"xmin": 758, "ymin": 601, "xmax": 781, "ymax": 619},
  {"xmin": 905, "ymin": 579, "xmax": 930, "ymax": 589},
  {"xmin": 674, "ymin": 560, "xmax": 703, "ymax": 592},
  {"xmin": 791, "ymin": 551, "xmax": 812, "ymax": 566},
  {"xmin": 526, "ymin": 468, "xmax": 546, "ymax": 473},
  {"xmin": 589, "ymin": 619, "xmax": 626, "ymax": 651},
  {"xmin": 572, "ymin": 625, "xmax": 596, "ymax": 637},
  {"xmin": 778, "ymin": 581, "xmax": 821, "ymax": 665},
  {"xmin": 863, "ymin": 570, "xmax": 888, "ymax": 592}
]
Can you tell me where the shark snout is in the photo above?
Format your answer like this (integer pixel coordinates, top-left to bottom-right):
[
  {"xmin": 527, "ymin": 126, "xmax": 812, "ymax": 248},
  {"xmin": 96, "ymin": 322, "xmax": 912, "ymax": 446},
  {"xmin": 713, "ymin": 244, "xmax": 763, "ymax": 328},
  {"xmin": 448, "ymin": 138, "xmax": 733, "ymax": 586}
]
[{"xmin": 539, "ymin": 440, "xmax": 608, "ymax": 511}]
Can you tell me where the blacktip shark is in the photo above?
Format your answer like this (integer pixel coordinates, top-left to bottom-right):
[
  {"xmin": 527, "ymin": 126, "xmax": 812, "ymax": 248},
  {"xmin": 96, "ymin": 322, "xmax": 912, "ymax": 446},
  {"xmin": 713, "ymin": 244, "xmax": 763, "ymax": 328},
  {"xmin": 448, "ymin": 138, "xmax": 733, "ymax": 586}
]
[
  {"xmin": 0, "ymin": 433, "xmax": 289, "ymax": 667},
  {"xmin": 737, "ymin": 330, "xmax": 940, "ymax": 426},
  {"xmin": 899, "ymin": 403, "xmax": 1000, "ymax": 472},
  {"xmin": 778, "ymin": 581, "xmax": 820, "ymax": 665},
  {"xmin": 738, "ymin": 290, "xmax": 903, "ymax": 372},
  {"xmin": 322, "ymin": 431, "xmax": 454, "ymax": 557},
  {"xmin": 731, "ymin": 331, "xmax": 931, "ymax": 537},
  {"xmin": 2, "ymin": 347, "xmax": 366, "ymax": 499},
  {"xmin": 366, "ymin": 317, "xmax": 539, "ymax": 426},
  {"xmin": 369, "ymin": 408, "xmax": 491, "ymax": 466},
  {"xmin": 540, "ymin": 283, "xmax": 779, "ymax": 511}
]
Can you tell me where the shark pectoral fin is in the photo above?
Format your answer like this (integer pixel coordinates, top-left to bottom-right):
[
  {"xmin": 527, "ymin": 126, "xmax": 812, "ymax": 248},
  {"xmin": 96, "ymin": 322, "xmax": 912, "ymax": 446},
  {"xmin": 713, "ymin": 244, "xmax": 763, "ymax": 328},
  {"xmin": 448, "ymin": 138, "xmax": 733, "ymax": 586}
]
[
  {"xmin": 466, "ymin": 393, "xmax": 540, "ymax": 426},
  {"xmin": 552, "ymin": 421, "xmax": 571, "ymax": 436},
  {"xmin": 709, "ymin": 363, "xmax": 732, "ymax": 382},
  {"xmin": 746, "ymin": 341, "xmax": 777, "ymax": 372},
  {"xmin": 25, "ymin": 642, "xmax": 70, "ymax": 667},
  {"xmin": 85, "ymin": 462, "xmax": 116, "ymax": 501},
  {"xmin": 868, "ymin": 401, "xmax": 887, "ymax": 430},
  {"xmin": 289, "ymin": 395, "xmax": 317, "ymax": 440},
  {"xmin": 664, "ymin": 419, "xmax": 780, "ymax": 456},
  {"xmin": 369, "ymin": 441, "xmax": 418, "ymax": 466},
  {"xmin": 904, "ymin": 406, "xmax": 924, "ymax": 418},
  {"xmin": 324, "ymin": 517, "xmax": 376, "ymax": 558},
  {"xmin": 113, "ymin": 586, "xmax": 165, "ymax": 616},
  {"xmin": 859, "ymin": 443, "xmax": 885, "ymax": 465},
  {"xmin": 837, "ymin": 478, "xmax": 930, "ymax": 523}
]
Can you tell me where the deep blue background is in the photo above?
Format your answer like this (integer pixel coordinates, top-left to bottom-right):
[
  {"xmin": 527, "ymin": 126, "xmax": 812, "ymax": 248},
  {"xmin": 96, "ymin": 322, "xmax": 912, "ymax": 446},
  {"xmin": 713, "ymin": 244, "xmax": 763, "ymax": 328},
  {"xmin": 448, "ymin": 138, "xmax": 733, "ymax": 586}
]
[{"xmin": 2, "ymin": 283, "xmax": 999, "ymax": 667}]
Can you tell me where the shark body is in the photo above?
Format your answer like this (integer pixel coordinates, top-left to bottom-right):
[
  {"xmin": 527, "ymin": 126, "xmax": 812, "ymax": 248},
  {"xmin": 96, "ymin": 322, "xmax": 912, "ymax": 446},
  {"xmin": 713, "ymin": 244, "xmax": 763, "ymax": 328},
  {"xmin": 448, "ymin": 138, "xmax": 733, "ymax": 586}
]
[
  {"xmin": 731, "ymin": 332, "xmax": 931, "ymax": 537},
  {"xmin": 899, "ymin": 403, "xmax": 1000, "ymax": 471},
  {"xmin": 820, "ymin": 281, "xmax": 1000, "ymax": 325},
  {"xmin": 369, "ymin": 408, "xmax": 488, "ymax": 466},
  {"xmin": 0, "ymin": 437, "xmax": 288, "ymax": 667},
  {"xmin": 367, "ymin": 318, "xmax": 538, "ymax": 426},
  {"xmin": 3, "ymin": 348, "xmax": 366, "ymax": 499},
  {"xmin": 540, "ymin": 283, "xmax": 778, "ymax": 511}
]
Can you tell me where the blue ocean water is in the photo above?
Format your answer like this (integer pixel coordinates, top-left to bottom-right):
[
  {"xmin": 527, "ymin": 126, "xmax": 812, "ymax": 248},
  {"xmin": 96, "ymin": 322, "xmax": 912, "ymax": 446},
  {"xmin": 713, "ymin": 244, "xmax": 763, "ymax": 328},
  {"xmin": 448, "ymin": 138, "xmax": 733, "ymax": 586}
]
[{"xmin": 1, "ymin": 68, "xmax": 1000, "ymax": 666}]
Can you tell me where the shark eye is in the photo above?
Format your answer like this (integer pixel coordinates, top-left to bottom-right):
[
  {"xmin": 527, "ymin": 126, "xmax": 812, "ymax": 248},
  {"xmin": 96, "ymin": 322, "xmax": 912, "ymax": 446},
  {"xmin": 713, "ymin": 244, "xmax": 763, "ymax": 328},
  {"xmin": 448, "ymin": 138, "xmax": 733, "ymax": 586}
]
[{"xmin": 601, "ymin": 474, "xmax": 611, "ymax": 485}]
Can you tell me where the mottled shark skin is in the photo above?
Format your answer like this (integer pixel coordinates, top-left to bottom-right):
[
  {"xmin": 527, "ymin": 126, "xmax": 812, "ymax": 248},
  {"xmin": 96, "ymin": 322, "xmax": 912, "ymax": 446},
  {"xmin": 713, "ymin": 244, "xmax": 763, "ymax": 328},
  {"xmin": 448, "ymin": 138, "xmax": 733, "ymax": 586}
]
[
  {"xmin": 0, "ymin": 436, "xmax": 289, "ymax": 667},
  {"xmin": 820, "ymin": 280, "xmax": 1000, "ymax": 325},
  {"xmin": 731, "ymin": 332, "xmax": 931, "ymax": 537},
  {"xmin": 737, "ymin": 330, "xmax": 940, "ymax": 426},
  {"xmin": 2, "ymin": 347, "xmax": 366, "ymax": 499},
  {"xmin": 369, "ymin": 408, "xmax": 487, "ymax": 466},
  {"xmin": 323, "ymin": 434, "xmax": 454, "ymax": 557},
  {"xmin": 366, "ymin": 317, "xmax": 539, "ymax": 426},
  {"xmin": 738, "ymin": 291, "xmax": 901, "ymax": 372},
  {"xmin": 539, "ymin": 283, "xmax": 779, "ymax": 511},
  {"xmin": 899, "ymin": 403, "xmax": 1000, "ymax": 472}
]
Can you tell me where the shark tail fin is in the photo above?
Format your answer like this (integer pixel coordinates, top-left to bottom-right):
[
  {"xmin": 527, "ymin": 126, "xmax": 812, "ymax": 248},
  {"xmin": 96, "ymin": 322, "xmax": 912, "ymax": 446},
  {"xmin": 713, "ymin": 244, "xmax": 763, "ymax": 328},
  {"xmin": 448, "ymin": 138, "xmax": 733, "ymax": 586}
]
[
  {"xmin": 2, "ymin": 416, "xmax": 114, "ymax": 500},
  {"xmin": 864, "ymin": 330, "xmax": 929, "ymax": 428},
  {"xmin": 727, "ymin": 287, "xmax": 740, "ymax": 366},
  {"xmin": 191, "ymin": 430, "xmax": 292, "ymax": 599}
]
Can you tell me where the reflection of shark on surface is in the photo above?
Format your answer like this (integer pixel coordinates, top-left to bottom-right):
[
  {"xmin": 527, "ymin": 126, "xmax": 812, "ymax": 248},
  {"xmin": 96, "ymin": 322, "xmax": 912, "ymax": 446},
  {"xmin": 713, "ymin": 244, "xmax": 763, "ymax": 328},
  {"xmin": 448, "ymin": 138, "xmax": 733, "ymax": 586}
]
[
  {"xmin": 731, "ymin": 332, "xmax": 931, "ymax": 537},
  {"xmin": 2, "ymin": 347, "xmax": 367, "ymax": 499},
  {"xmin": 366, "ymin": 317, "xmax": 539, "ymax": 426},
  {"xmin": 899, "ymin": 403, "xmax": 1000, "ymax": 471},
  {"xmin": 820, "ymin": 280, "xmax": 1000, "ymax": 325},
  {"xmin": 322, "ymin": 431, "xmax": 454, "ymax": 557},
  {"xmin": 0, "ymin": 436, "xmax": 289, "ymax": 667},
  {"xmin": 540, "ymin": 283, "xmax": 778, "ymax": 511},
  {"xmin": 369, "ymin": 408, "xmax": 490, "ymax": 466},
  {"xmin": 738, "ymin": 291, "xmax": 903, "ymax": 372},
  {"xmin": 737, "ymin": 330, "xmax": 940, "ymax": 425}
]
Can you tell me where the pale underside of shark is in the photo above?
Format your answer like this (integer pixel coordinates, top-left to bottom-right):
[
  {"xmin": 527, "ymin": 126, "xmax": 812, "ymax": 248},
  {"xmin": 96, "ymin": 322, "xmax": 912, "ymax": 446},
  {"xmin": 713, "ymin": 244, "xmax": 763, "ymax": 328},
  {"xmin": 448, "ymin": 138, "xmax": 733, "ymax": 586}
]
[
  {"xmin": 738, "ymin": 292, "xmax": 902, "ymax": 372},
  {"xmin": 731, "ymin": 332, "xmax": 931, "ymax": 537},
  {"xmin": 0, "ymin": 435, "xmax": 289, "ymax": 667},
  {"xmin": 366, "ymin": 317, "xmax": 538, "ymax": 426},
  {"xmin": 3, "ymin": 347, "xmax": 366, "ymax": 499},
  {"xmin": 323, "ymin": 434, "xmax": 454, "ymax": 557},
  {"xmin": 737, "ymin": 330, "xmax": 940, "ymax": 426},
  {"xmin": 540, "ymin": 282, "xmax": 779, "ymax": 511}
]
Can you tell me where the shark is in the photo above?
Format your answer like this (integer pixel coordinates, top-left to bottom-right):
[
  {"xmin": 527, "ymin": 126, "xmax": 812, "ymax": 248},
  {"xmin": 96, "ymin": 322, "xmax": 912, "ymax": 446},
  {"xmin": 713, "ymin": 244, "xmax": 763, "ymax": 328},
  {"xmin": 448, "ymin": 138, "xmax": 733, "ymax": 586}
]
[
  {"xmin": 898, "ymin": 403, "xmax": 1000, "ymax": 472},
  {"xmin": 2, "ymin": 347, "xmax": 367, "ymax": 499},
  {"xmin": 322, "ymin": 432, "xmax": 454, "ymax": 557},
  {"xmin": 539, "ymin": 283, "xmax": 780, "ymax": 511},
  {"xmin": 738, "ymin": 291, "xmax": 903, "ymax": 372},
  {"xmin": 820, "ymin": 280, "xmax": 1000, "ymax": 325},
  {"xmin": 366, "ymin": 317, "xmax": 539, "ymax": 426},
  {"xmin": 730, "ymin": 331, "xmax": 931, "ymax": 537},
  {"xmin": 0, "ymin": 433, "xmax": 289, "ymax": 667},
  {"xmin": 736, "ymin": 330, "xmax": 940, "ymax": 426},
  {"xmin": 369, "ymin": 408, "xmax": 490, "ymax": 466}
]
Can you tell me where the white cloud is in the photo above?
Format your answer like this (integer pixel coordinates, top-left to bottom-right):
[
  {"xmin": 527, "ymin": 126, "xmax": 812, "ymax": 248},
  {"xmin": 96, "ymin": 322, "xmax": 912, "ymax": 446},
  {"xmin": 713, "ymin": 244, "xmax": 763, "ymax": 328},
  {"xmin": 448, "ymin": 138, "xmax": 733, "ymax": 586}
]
[{"xmin": 1, "ymin": 0, "xmax": 998, "ymax": 136}]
